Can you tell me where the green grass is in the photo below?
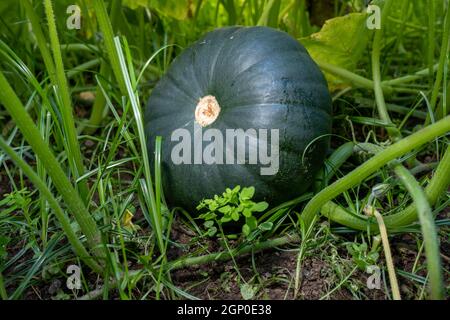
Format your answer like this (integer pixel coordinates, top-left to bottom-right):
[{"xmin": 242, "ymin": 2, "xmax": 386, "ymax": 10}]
[{"xmin": 0, "ymin": 0, "xmax": 449, "ymax": 300}]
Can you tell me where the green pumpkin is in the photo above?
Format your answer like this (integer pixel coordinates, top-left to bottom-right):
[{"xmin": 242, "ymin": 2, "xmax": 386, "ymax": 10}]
[{"xmin": 145, "ymin": 26, "xmax": 332, "ymax": 212}]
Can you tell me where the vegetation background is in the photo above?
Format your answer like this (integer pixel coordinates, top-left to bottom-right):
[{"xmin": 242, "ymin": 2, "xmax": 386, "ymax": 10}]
[{"xmin": 0, "ymin": 0, "xmax": 448, "ymax": 300}]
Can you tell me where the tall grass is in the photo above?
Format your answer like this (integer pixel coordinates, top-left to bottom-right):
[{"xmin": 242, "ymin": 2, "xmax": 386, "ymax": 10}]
[
  {"xmin": 0, "ymin": 0, "xmax": 448, "ymax": 300},
  {"xmin": 43, "ymin": 0, "xmax": 89, "ymax": 200}
]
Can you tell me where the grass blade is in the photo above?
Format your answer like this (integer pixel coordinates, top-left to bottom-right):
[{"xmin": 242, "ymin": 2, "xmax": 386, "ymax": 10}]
[
  {"xmin": 112, "ymin": 36, "xmax": 165, "ymax": 254},
  {"xmin": 0, "ymin": 70, "xmax": 102, "ymax": 258},
  {"xmin": 394, "ymin": 165, "xmax": 444, "ymax": 299},
  {"xmin": 0, "ymin": 136, "xmax": 101, "ymax": 273},
  {"xmin": 43, "ymin": 0, "xmax": 89, "ymax": 200}
]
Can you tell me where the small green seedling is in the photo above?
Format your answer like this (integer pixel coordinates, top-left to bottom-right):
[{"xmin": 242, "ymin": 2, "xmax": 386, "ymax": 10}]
[
  {"xmin": 346, "ymin": 241, "xmax": 379, "ymax": 271},
  {"xmin": 197, "ymin": 186, "xmax": 269, "ymax": 238}
]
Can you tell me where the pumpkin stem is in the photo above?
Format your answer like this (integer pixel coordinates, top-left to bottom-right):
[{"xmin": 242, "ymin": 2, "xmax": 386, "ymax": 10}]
[{"xmin": 195, "ymin": 95, "xmax": 221, "ymax": 127}]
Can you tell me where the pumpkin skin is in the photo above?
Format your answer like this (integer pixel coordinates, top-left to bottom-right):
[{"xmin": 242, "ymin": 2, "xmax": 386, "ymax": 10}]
[{"xmin": 145, "ymin": 26, "xmax": 332, "ymax": 212}]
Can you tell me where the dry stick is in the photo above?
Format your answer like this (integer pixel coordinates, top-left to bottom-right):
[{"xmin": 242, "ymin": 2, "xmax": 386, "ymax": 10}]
[{"xmin": 364, "ymin": 206, "xmax": 401, "ymax": 300}]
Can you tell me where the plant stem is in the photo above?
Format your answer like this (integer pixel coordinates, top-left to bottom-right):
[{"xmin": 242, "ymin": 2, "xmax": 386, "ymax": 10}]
[
  {"xmin": 113, "ymin": 37, "xmax": 165, "ymax": 253},
  {"xmin": 387, "ymin": 144, "xmax": 450, "ymax": 226},
  {"xmin": 319, "ymin": 266, "xmax": 357, "ymax": 300},
  {"xmin": 318, "ymin": 61, "xmax": 421, "ymax": 95},
  {"xmin": 67, "ymin": 58, "xmax": 101, "ymax": 79},
  {"xmin": 364, "ymin": 206, "xmax": 401, "ymax": 300},
  {"xmin": 371, "ymin": 0, "xmax": 401, "ymax": 139},
  {"xmin": 393, "ymin": 165, "xmax": 444, "ymax": 299},
  {"xmin": 427, "ymin": 0, "xmax": 436, "ymax": 85},
  {"xmin": 427, "ymin": 5, "xmax": 450, "ymax": 123},
  {"xmin": 168, "ymin": 233, "xmax": 299, "ymax": 270},
  {"xmin": 60, "ymin": 43, "xmax": 99, "ymax": 52},
  {"xmin": 357, "ymin": 97, "xmax": 428, "ymax": 119},
  {"xmin": 82, "ymin": 0, "xmax": 122, "ymax": 134},
  {"xmin": 318, "ymin": 61, "xmax": 392, "ymax": 94},
  {"xmin": 324, "ymin": 141, "xmax": 355, "ymax": 184},
  {"xmin": 0, "ymin": 137, "xmax": 102, "ymax": 273},
  {"xmin": 81, "ymin": 64, "xmax": 109, "ymax": 135},
  {"xmin": 43, "ymin": 0, "xmax": 89, "ymax": 200},
  {"xmin": 0, "ymin": 71, "xmax": 102, "ymax": 257},
  {"xmin": 257, "ymin": 0, "xmax": 279, "ymax": 26},
  {"xmin": 320, "ymin": 144, "xmax": 450, "ymax": 231},
  {"xmin": 381, "ymin": 64, "xmax": 438, "ymax": 86},
  {"xmin": 92, "ymin": 0, "xmax": 128, "ymax": 95},
  {"xmin": 314, "ymin": 141, "xmax": 354, "ymax": 192},
  {"xmin": 301, "ymin": 115, "xmax": 450, "ymax": 230},
  {"xmin": 0, "ymin": 272, "xmax": 6, "ymax": 300},
  {"xmin": 23, "ymin": 0, "xmax": 56, "ymax": 82}
]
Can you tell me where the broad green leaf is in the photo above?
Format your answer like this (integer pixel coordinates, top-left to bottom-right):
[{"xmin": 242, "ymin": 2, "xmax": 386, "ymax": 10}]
[
  {"xmin": 240, "ymin": 186, "xmax": 255, "ymax": 200},
  {"xmin": 208, "ymin": 201, "xmax": 218, "ymax": 211},
  {"xmin": 199, "ymin": 212, "xmax": 216, "ymax": 220},
  {"xmin": 221, "ymin": 216, "xmax": 232, "ymax": 223},
  {"xmin": 207, "ymin": 226, "xmax": 217, "ymax": 237},
  {"xmin": 258, "ymin": 221, "xmax": 273, "ymax": 231},
  {"xmin": 218, "ymin": 205, "xmax": 232, "ymax": 214},
  {"xmin": 204, "ymin": 220, "xmax": 214, "ymax": 228},
  {"xmin": 252, "ymin": 201, "xmax": 269, "ymax": 212},
  {"xmin": 245, "ymin": 216, "xmax": 257, "ymax": 230},
  {"xmin": 150, "ymin": 0, "xmax": 190, "ymax": 20},
  {"xmin": 196, "ymin": 201, "xmax": 205, "ymax": 210},
  {"xmin": 122, "ymin": 0, "xmax": 149, "ymax": 10},
  {"xmin": 242, "ymin": 224, "xmax": 251, "ymax": 236},
  {"xmin": 301, "ymin": 13, "xmax": 371, "ymax": 90},
  {"xmin": 243, "ymin": 208, "xmax": 252, "ymax": 218}
]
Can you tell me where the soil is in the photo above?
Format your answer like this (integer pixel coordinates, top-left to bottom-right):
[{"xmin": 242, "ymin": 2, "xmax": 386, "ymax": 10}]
[
  {"xmin": 169, "ymin": 245, "xmax": 390, "ymax": 300},
  {"xmin": 167, "ymin": 219, "xmax": 384, "ymax": 300}
]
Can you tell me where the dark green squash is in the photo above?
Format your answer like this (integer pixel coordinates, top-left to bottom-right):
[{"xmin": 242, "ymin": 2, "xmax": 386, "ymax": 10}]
[{"xmin": 145, "ymin": 26, "xmax": 332, "ymax": 212}]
